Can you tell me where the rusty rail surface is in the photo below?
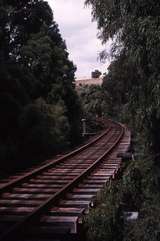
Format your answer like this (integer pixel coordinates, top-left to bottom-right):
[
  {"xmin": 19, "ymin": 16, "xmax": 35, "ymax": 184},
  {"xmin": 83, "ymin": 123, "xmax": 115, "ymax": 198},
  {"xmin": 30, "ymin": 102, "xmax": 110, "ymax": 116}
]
[{"xmin": 0, "ymin": 120, "xmax": 131, "ymax": 241}]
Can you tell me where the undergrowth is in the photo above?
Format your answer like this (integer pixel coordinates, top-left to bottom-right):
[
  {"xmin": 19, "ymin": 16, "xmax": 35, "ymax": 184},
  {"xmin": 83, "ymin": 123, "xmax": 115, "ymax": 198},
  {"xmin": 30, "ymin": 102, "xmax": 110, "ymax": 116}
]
[{"xmin": 85, "ymin": 132, "xmax": 160, "ymax": 241}]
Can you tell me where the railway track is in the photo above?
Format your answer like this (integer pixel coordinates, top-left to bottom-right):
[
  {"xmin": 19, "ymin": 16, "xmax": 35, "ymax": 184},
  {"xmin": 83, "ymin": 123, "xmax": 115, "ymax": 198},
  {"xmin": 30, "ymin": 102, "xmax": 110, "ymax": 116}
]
[{"xmin": 0, "ymin": 120, "xmax": 131, "ymax": 241}]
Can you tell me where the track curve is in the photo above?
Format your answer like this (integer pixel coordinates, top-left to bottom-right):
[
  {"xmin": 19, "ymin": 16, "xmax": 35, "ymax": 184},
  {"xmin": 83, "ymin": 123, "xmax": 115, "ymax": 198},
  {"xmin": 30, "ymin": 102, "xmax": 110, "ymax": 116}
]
[{"xmin": 0, "ymin": 120, "xmax": 131, "ymax": 241}]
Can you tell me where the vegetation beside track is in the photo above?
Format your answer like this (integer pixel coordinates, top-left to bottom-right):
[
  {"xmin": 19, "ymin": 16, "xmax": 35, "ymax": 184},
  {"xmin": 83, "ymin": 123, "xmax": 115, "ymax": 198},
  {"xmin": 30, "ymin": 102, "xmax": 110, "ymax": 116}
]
[
  {"xmin": 85, "ymin": 133, "xmax": 160, "ymax": 241},
  {"xmin": 83, "ymin": 1, "xmax": 160, "ymax": 240},
  {"xmin": 0, "ymin": 0, "xmax": 82, "ymax": 172},
  {"xmin": 1, "ymin": 1, "xmax": 160, "ymax": 238}
]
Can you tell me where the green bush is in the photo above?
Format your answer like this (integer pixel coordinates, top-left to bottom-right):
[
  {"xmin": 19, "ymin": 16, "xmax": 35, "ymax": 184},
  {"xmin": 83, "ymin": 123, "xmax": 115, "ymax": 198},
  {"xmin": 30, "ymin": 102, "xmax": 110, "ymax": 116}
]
[{"xmin": 18, "ymin": 99, "xmax": 70, "ymax": 166}]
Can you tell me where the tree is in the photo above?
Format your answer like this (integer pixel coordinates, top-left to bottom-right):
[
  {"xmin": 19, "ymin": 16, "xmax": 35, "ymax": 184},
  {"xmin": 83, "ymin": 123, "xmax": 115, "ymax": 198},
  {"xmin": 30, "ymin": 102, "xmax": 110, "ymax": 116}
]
[
  {"xmin": 78, "ymin": 85, "xmax": 107, "ymax": 132},
  {"xmin": 85, "ymin": 0, "xmax": 160, "ymax": 168},
  {"xmin": 0, "ymin": 0, "xmax": 82, "ymax": 170},
  {"xmin": 91, "ymin": 69, "xmax": 102, "ymax": 78},
  {"xmin": 102, "ymin": 53, "xmax": 139, "ymax": 124}
]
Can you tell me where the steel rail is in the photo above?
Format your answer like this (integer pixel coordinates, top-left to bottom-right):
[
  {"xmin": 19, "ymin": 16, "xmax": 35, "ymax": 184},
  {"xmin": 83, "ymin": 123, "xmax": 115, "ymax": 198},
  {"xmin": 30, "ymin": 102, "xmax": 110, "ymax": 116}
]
[
  {"xmin": 0, "ymin": 126, "xmax": 112, "ymax": 194},
  {"xmin": 0, "ymin": 122, "xmax": 124, "ymax": 241}
]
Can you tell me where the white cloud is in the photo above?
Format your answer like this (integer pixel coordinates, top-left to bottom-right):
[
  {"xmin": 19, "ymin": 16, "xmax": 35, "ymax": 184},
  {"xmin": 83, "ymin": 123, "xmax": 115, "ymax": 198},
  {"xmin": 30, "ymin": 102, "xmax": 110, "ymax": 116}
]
[{"xmin": 47, "ymin": 0, "xmax": 111, "ymax": 78}]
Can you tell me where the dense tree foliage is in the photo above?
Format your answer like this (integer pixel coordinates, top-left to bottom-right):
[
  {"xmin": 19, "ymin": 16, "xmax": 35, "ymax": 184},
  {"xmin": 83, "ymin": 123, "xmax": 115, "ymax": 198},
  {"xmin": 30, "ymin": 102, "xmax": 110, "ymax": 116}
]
[
  {"xmin": 85, "ymin": 0, "xmax": 160, "ymax": 172},
  {"xmin": 0, "ymin": 0, "xmax": 82, "ymax": 170},
  {"xmin": 78, "ymin": 85, "xmax": 106, "ymax": 118},
  {"xmin": 78, "ymin": 84, "xmax": 107, "ymax": 132},
  {"xmin": 84, "ymin": 1, "xmax": 160, "ymax": 240},
  {"xmin": 102, "ymin": 53, "xmax": 140, "ymax": 124}
]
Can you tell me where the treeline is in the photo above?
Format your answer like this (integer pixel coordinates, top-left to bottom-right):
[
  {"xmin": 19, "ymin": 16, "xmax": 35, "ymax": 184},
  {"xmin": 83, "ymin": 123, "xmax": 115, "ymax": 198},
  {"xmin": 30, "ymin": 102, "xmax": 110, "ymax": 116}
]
[
  {"xmin": 84, "ymin": 1, "xmax": 160, "ymax": 241},
  {"xmin": 0, "ymin": 0, "xmax": 82, "ymax": 171},
  {"xmin": 86, "ymin": 0, "xmax": 160, "ymax": 178},
  {"xmin": 78, "ymin": 84, "xmax": 107, "ymax": 132}
]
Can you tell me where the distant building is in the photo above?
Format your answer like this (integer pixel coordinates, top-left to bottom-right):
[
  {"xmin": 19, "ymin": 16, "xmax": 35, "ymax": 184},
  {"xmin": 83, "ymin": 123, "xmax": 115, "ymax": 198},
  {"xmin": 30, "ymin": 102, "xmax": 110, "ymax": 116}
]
[{"xmin": 75, "ymin": 77, "xmax": 103, "ymax": 87}]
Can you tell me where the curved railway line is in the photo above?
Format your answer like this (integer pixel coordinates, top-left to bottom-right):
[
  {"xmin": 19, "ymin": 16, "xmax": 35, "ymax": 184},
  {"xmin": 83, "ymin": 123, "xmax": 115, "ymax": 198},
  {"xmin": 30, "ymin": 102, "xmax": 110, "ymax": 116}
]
[{"xmin": 0, "ymin": 120, "xmax": 131, "ymax": 241}]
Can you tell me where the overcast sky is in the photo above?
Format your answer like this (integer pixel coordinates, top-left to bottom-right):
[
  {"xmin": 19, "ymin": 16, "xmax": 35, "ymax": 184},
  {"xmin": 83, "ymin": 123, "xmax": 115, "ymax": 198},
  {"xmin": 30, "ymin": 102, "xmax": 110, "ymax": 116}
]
[{"xmin": 47, "ymin": 0, "xmax": 111, "ymax": 79}]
